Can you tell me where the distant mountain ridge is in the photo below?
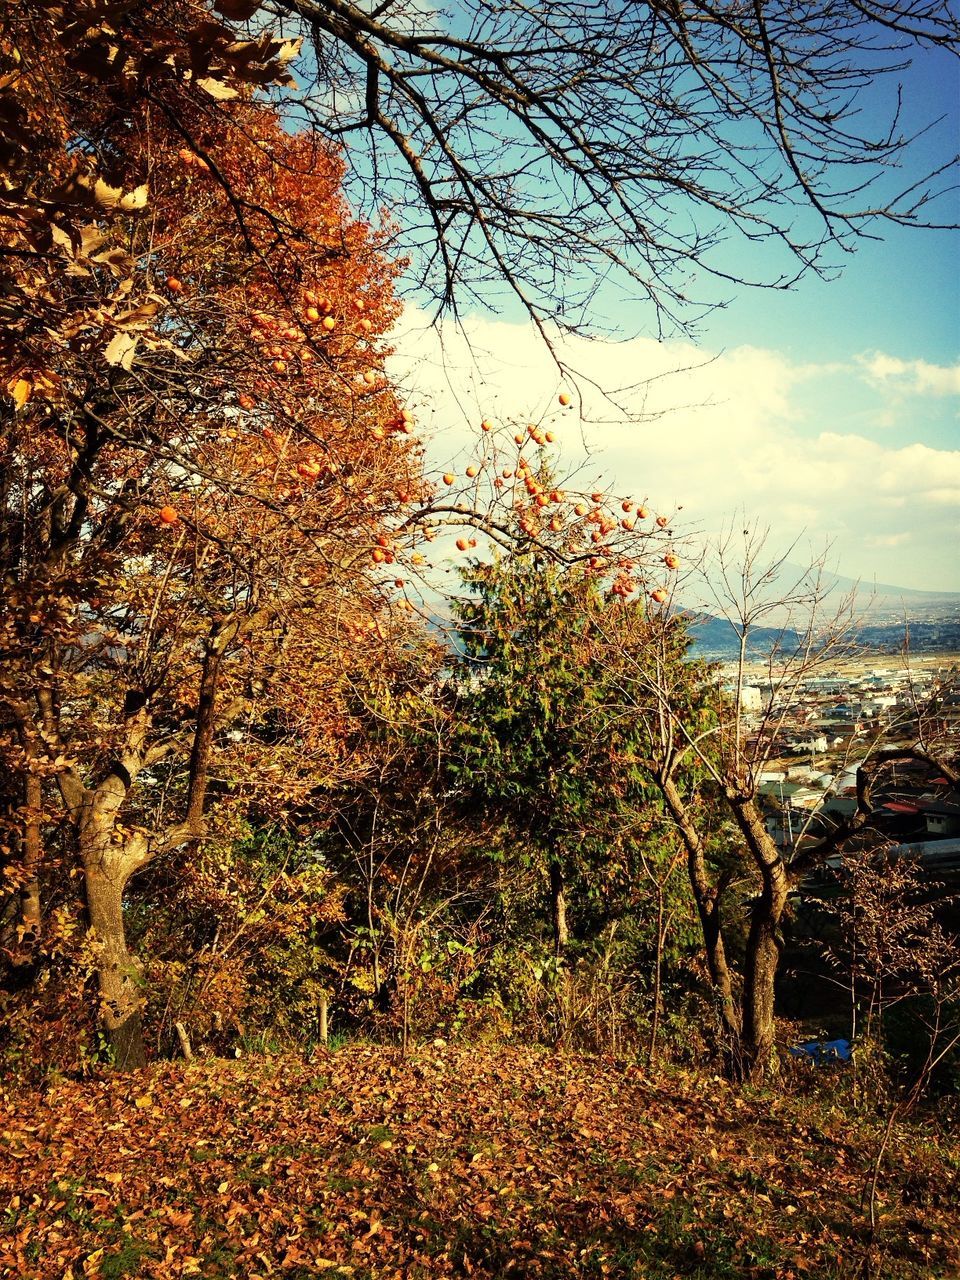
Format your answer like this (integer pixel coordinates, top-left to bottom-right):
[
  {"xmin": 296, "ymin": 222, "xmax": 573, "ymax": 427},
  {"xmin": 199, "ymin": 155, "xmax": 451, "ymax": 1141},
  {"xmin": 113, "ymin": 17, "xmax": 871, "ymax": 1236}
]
[
  {"xmin": 784, "ymin": 565, "xmax": 960, "ymax": 617},
  {"xmin": 683, "ymin": 613, "xmax": 801, "ymax": 658},
  {"xmin": 683, "ymin": 564, "xmax": 960, "ymax": 630},
  {"xmin": 684, "ymin": 608, "xmax": 960, "ymax": 660},
  {"xmin": 424, "ymin": 566, "xmax": 960, "ymax": 661}
]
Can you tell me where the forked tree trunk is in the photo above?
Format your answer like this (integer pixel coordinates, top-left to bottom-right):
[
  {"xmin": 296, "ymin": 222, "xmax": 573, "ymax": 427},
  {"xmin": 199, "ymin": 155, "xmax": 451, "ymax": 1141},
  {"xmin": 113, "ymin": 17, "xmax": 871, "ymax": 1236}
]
[
  {"xmin": 549, "ymin": 860, "xmax": 568, "ymax": 959},
  {"xmin": 67, "ymin": 639, "xmax": 230, "ymax": 1070},
  {"xmin": 728, "ymin": 794, "xmax": 790, "ymax": 1080},
  {"xmin": 659, "ymin": 776, "xmax": 742, "ymax": 1054},
  {"xmin": 79, "ymin": 792, "xmax": 149, "ymax": 1070}
]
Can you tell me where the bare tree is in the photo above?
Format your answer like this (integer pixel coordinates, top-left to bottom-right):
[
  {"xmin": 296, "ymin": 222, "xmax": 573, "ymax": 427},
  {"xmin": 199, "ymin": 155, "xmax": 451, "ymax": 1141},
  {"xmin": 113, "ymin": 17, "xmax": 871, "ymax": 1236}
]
[
  {"xmin": 622, "ymin": 529, "xmax": 960, "ymax": 1079},
  {"xmin": 273, "ymin": 0, "xmax": 959, "ymax": 334},
  {"xmin": 601, "ymin": 527, "xmax": 882, "ymax": 1076},
  {"xmin": 7, "ymin": 2, "xmax": 955, "ymax": 352}
]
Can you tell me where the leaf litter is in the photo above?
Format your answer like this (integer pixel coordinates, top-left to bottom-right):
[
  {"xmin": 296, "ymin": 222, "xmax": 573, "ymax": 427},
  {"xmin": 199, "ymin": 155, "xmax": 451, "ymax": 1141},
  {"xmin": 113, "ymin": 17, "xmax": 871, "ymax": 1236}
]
[{"xmin": 1, "ymin": 1045, "xmax": 957, "ymax": 1279}]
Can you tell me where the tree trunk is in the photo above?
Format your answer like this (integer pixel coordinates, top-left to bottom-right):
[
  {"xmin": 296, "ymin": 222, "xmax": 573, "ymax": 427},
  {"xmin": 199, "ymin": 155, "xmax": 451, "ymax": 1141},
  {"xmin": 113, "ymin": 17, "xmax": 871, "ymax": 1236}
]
[
  {"xmin": 185, "ymin": 622, "xmax": 237, "ymax": 830},
  {"xmin": 549, "ymin": 860, "xmax": 568, "ymax": 959},
  {"xmin": 728, "ymin": 794, "xmax": 790, "ymax": 1080},
  {"xmin": 85, "ymin": 863, "xmax": 146, "ymax": 1069},
  {"xmin": 20, "ymin": 769, "xmax": 42, "ymax": 937},
  {"xmin": 81, "ymin": 803, "xmax": 147, "ymax": 1070},
  {"xmin": 741, "ymin": 890, "xmax": 783, "ymax": 1079},
  {"xmin": 659, "ymin": 776, "xmax": 741, "ymax": 1051}
]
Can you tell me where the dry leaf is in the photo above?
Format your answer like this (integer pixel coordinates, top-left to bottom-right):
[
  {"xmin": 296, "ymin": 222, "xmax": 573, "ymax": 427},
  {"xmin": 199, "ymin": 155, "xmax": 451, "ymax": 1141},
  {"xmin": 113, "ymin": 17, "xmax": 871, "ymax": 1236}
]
[
  {"xmin": 104, "ymin": 331, "xmax": 139, "ymax": 369},
  {"xmin": 196, "ymin": 77, "xmax": 239, "ymax": 100},
  {"xmin": 119, "ymin": 184, "xmax": 149, "ymax": 212},
  {"xmin": 93, "ymin": 178, "xmax": 124, "ymax": 209},
  {"xmin": 7, "ymin": 377, "xmax": 31, "ymax": 409}
]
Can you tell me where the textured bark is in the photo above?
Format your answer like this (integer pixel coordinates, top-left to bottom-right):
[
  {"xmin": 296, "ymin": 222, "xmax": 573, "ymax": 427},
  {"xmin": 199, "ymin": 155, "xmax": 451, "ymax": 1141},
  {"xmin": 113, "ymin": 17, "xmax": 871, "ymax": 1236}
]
[
  {"xmin": 728, "ymin": 793, "xmax": 790, "ymax": 1080},
  {"xmin": 185, "ymin": 621, "xmax": 239, "ymax": 830},
  {"xmin": 659, "ymin": 775, "xmax": 741, "ymax": 1050},
  {"xmin": 549, "ymin": 860, "xmax": 569, "ymax": 959},
  {"xmin": 19, "ymin": 769, "xmax": 42, "ymax": 936},
  {"xmin": 741, "ymin": 897, "xmax": 782, "ymax": 1079},
  {"xmin": 84, "ymin": 852, "xmax": 147, "ymax": 1071},
  {"xmin": 185, "ymin": 644, "xmax": 222, "ymax": 831},
  {"xmin": 79, "ymin": 770, "xmax": 151, "ymax": 1072},
  {"xmin": 57, "ymin": 680, "xmax": 223, "ymax": 1069}
]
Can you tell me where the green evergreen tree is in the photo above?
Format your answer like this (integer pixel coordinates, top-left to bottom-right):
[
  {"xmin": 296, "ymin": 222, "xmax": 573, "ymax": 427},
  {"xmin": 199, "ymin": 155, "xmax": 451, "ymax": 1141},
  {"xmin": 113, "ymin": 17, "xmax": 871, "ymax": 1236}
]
[{"xmin": 450, "ymin": 544, "xmax": 715, "ymax": 1055}]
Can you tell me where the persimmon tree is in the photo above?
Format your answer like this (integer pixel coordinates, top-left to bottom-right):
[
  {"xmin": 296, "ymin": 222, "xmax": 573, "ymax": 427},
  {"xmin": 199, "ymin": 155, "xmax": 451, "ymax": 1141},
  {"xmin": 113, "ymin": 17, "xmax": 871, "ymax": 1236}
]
[{"xmin": 449, "ymin": 506, "xmax": 687, "ymax": 950}]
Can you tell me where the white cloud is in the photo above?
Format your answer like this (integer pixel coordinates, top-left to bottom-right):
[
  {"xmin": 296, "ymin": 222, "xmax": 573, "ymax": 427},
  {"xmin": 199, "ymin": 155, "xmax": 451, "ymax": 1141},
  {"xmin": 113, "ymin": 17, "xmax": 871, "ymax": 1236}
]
[
  {"xmin": 858, "ymin": 352, "xmax": 960, "ymax": 396},
  {"xmin": 388, "ymin": 312, "xmax": 960, "ymax": 591},
  {"xmin": 865, "ymin": 532, "xmax": 912, "ymax": 549}
]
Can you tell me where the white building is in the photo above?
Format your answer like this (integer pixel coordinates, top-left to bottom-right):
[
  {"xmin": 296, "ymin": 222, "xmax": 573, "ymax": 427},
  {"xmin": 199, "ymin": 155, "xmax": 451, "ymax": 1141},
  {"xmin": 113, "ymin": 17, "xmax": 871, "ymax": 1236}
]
[{"xmin": 740, "ymin": 686, "xmax": 764, "ymax": 713}]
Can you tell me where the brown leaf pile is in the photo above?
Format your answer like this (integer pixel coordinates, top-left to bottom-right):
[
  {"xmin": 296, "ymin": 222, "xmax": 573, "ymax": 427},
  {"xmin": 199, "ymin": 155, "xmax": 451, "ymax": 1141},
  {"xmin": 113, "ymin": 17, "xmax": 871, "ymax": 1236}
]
[{"xmin": 1, "ymin": 1046, "xmax": 957, "ymax": 1279}]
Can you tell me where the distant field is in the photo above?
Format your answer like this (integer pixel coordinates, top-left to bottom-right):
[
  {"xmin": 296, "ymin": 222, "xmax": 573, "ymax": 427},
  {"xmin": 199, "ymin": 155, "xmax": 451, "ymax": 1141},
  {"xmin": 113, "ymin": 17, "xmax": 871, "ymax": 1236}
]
[{"xmin": 737, "ymin": 652, "xmax": 960, "ymax": 680}]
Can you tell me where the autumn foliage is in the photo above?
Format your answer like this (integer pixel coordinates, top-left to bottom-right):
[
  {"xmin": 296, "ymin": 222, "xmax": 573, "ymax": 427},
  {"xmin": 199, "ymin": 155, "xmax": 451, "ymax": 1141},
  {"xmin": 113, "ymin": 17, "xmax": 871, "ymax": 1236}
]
[
  {"xmin": 2, "ymin": 9, "xmax": 960, "ymax": 1280},
  {"xmin": 1, "ymin": 0, "xmax": 690, "ymax": 1074},
  {"xmin": 0, "ymin": 3, "xmax": 435, "ymax": 1069},
  {"xmin": 0, "ymin": 25, "xmax": 957, "ymax": 1280}
]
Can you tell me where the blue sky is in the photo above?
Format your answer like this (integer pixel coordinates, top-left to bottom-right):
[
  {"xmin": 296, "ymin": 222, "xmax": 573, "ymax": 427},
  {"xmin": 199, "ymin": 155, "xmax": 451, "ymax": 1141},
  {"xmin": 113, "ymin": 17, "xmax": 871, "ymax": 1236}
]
[
  {"xmin": 390, "ymin": 45, "xmax": 960, "ymax": 591},
  {"xmin": 703, "ymin": 46, "xmax": 959, "ymax": 364},
  {"xmin": 697, "ymin": 44, "xmax": 959, "ymax": 463}
]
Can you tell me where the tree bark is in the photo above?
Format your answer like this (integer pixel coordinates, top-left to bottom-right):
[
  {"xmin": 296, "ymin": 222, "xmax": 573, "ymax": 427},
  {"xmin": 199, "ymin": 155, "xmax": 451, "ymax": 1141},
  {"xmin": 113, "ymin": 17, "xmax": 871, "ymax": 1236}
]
[
  {"xmin": 741, "ymin": 888, "xmax": 783, "ymax": 1080},
  {"xmin": 728, "ymin": 793, "xmax": 790, "ymax": 1080},
  {"xmin": 53, "ymin": 666, "xmax": 229, "ymax": 1069},
  {"xmin": 659, "ymin": 775, "xmax": 741, "ymax": 1051},
  {"xmin": 78, "ymin": 770, "xmax": 152, "ymax": 1071},
  {"xmin": 84, "ymin": 853, "xmax": 147, "ymax": 1070},
  {"xmin": 549, "ymin": 860, "xmax": 568, "ymax": 959},
  {"xmin": 185, "ymin": 620, "xmax": 239, "ymax": 830}
]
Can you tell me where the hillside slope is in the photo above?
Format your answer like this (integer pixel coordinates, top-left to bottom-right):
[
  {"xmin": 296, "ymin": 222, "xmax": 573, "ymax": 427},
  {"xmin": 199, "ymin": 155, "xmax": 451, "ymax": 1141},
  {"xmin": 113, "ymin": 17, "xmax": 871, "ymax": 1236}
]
[{"xmin": 1, "ymin": 1045, "xmax": 957, "ymax": 1279}]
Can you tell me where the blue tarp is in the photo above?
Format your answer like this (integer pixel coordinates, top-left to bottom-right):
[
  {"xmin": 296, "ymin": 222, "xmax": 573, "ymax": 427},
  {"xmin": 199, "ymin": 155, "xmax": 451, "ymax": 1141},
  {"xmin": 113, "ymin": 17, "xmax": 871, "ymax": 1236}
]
[{"xmin": 788, "ymin": 1038, "xmax": 852, "ymax": 1065}]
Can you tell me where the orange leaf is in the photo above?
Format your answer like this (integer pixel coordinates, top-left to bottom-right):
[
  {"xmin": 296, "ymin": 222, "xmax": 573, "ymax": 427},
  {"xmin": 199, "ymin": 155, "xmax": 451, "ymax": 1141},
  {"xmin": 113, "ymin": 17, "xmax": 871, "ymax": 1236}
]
[{"xmin": 7, "ymin": 377, "xmax": 30, "ymax": 408}]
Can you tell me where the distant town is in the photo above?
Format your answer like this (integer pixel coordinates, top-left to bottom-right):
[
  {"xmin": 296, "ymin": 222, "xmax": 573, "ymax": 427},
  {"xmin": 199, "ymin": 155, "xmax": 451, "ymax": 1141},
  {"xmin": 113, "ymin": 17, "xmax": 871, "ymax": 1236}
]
[{"xmin": 730, "ymin": 652, "xmax": 960, "ymax": 875}]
